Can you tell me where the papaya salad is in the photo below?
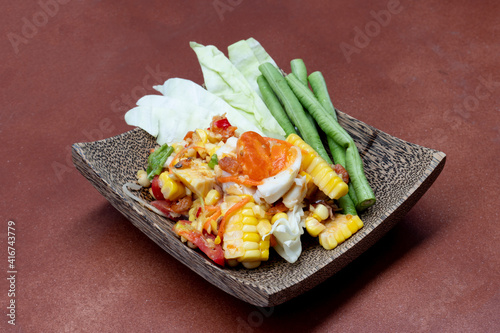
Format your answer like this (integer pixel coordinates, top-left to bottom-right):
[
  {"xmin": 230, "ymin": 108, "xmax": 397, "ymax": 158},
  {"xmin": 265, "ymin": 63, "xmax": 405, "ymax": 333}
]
[{"xmin": 123, "ymin": 38, "xmax": 375, "ymax": 268}]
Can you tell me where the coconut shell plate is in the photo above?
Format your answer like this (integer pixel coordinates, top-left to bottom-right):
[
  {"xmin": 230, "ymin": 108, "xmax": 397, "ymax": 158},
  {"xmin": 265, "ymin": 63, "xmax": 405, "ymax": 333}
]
[{"xmin": 72, "ymin": 110, "xmax": 446, "ymax": 307}]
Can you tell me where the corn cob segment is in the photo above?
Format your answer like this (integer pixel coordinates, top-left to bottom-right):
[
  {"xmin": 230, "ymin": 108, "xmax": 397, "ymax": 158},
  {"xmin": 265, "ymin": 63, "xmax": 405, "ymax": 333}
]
[
  {"xmin": 305, "ymin": 204, "xmax": 330, "ymax": 237},
  {"xmin": 159, "ymin": 172, "xmax": 186, "ymax": 201},
  {"xmin": 286, "ymin": 134, "xmax": 348, "ymax": 200},
  {"xmin": 318, "ymin": 214, "xmax": 364, "ymax": 250},
  {"xmin": 222, "ymin": 197, "xmax": 270, "ymax": 269}
]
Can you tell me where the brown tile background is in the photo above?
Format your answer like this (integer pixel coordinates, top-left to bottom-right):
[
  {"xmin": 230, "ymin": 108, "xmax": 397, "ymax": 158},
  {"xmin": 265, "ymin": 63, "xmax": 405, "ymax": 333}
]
[{"xmin": 1, "ymin": 0, "xmax": 499, "ymax": 332}]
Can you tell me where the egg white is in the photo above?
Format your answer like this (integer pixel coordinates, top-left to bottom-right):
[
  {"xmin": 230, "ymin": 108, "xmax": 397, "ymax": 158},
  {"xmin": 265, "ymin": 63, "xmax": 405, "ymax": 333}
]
[{"xmin": 254, "ymin": 146, "xmax": 302, "ymax": 204}]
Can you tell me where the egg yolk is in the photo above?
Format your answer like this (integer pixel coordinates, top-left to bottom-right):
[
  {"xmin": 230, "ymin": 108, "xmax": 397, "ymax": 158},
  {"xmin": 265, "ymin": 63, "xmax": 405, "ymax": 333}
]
[{"xmin": 236, "ymin": 132, "xmax": 296, "ymax": 182}]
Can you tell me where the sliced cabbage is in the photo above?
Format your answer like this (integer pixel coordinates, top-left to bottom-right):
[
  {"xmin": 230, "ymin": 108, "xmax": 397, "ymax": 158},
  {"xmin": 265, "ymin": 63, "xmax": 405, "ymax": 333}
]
[
  {"xmin": 228, "ymin": 40, "xmax": 262, "ymax": 98},
  {"xmin": 264, "ymin": 205, "xmax": 305, "ymax": 263},
  {"xmin": 245, "ymin": 37, "xmax": 278, "ymax": 67},
  {"xmin": 124, "ymin": 78, "xmax": 264, "ymax": 145},
  {"xmin": 190, "ymin": 41, "xmax": 285, "ymax": 140},
  {"xmin": 228, "ymin": 38, "xmax": 279, "ymax": 98}
]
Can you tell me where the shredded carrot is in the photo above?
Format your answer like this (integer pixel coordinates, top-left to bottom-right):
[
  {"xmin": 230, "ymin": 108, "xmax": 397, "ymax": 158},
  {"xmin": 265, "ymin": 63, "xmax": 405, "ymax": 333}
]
[
  {"xmin": 217, "ymin": 176, "xmax": 263, "ymax": 186},
  {"xmin": 168, "ymin": 145, "xmax": 192, "ymax": 170},
  {"xmin": 217, "ymin": 196, "xmax": 252, "ymax": 239},
  {"xmin": 203, "ymin": 208, "xmax": 222, "ymax": 231},
  {"xmin": 204, "ymin": 205, "xmax": 221, "ymax": 212}
]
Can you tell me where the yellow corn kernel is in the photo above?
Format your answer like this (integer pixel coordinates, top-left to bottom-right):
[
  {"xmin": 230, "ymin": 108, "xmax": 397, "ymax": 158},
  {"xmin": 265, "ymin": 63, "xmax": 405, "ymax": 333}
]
[
  {"xmin": 194, "ymin": 129, "xmax": 208, "ymax": 144},
  {"xmin": 225, "ymin": 222, "xmax": 243, "ymax": 233},
  {"xmin": 242, "ymin": 225, "xmax": 257, "ymax": 233},
  {"xmin": 204, "ymin": 189, "xmax": 221, "ymax": 206},
  {"xmin": 318, "ymin": 214, "xmax": 363, "ymax": 250},
  {"xmin": 256, "ymin": 219, "xmax": 272, "ymax": 238},
  {"xmin": 224, "ymin": 240, "xmax": 244, "ymax": 258},
  {"xmin": 333, "ymin": 227, "xmax": 346, "ymax": 243},
  {"xmin": 171, "ymin": 142, "xmax": 184, "ymax": 154},
  {"xmin": 319, "ymin": 231, "xmax": 338, "ymax": 250},
  {"xmin": 243, "ymin": 241, "xmax": 259, "ymax": 251},
  {"xmin": 210, "ymin": 218, "xmax": 218, "ymax": 234},
  {"xmin": 222, "ymin": 196, "xmax": 271, "ymax": 268},
  {"xmin": 188, "ymin": 199, "xmax": 202, "ymax": 221},
  {"xmin": 207, "ymin": 130, "xmax": 223, "ymax": 144},
  {"xmin": 214, "ymin": 236, "xmax": 221, "ymax": 245},
  {"xmin": 229, "ymin": 213, "xmax": 243, "ymax": 225},
  {"xmin": 312, "ymin": 204, "xmax": 330, "ymax": 221},
  {"xmin": 243, "ymin": 233, "xmax": 261, "ymax": 243},
  {"xmin": 239, "ymin": 249, "xmax": 261, "ymax": 262},
  {"xmin": 136, "ymin": 170, "xmax": 151, "ymax": 187},
  {"xmin": 299, "ymin": 171, "xmax": 316, "ymax": 197},
  {"xmin": 305, "ymin": 216, "xmax": 326, "ymax": 237},
  {"xmin": 159, "ymin": 172, "xmax": 186, "ymax": 201},
  {"xmin": 286, "ymin": 134, "xmax": 348, "ymax": 200},
  {"xmin": 242, "ymin": 216, "xmax": 259, "ymax": 226},
  {"xmin": 345, "ymin": 215, "xmax": 364, "ymax": 232},
  {"xmin": 260, "ymin": 241, "xmax": 269, "ymax": 261},
  {"xmin": 252, "ymin": 204, "xmax": 267, "ymax": 219},
  {"xmin": 271, "ymin": 212, "xmax": 288, "ymax": 224},
  {"xmin": 241, "ymin": 208, "xmax": 254, "ymax": 217},
  {"xmin": 207, "ymin": 142, "xmax": 223, "ymax": 156}
]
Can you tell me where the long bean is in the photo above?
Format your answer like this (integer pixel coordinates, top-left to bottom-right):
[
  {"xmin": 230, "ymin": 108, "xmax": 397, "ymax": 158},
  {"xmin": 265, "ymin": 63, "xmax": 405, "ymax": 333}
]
[
  {"xmin": 337, "ymin": 190, "xmax": 357, "ymax": 216},
  {"xmin": 286, "ymin": 73, "xmax": 375, "ymax": 211},
  {"xmin": 294, "ymin": 66, "xmax": 360, "ymax": 214},
  {"xmin": 257, "ymin": 75, "xmax": 297, "ymax": 136},
  {"xmin": 258, "ymin": 63, "xmax": 332, "ymax": 163},
  {"xmin": 290, "ymin": 60, "xmax": 320, "ymax": 132},
  {"xmin": 308, "ymin": 71, "xmax": 337, "ymax": 121},
  {"xmin": 286, "ymin": 73, "xmax": 350, "ymax": 147},
  {"xmin": 290, "ymin": 59, "xmax": 308, "ymax": 86},
  {"xmin": 327, "ymin": 136, "xmax": 359, "ymax": 204},
  {"xmin": 311, "ymin": 71, "xmax": 361, "ymax": 207},
  {"xmin": 327, "ymin": 135, "xmax": 359, "ymax": 212}
]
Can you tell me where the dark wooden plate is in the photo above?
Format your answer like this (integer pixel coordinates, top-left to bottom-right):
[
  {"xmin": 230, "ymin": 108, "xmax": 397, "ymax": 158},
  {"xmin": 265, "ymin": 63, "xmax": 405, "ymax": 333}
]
[{"xmin": 72, "ymin": 110, "xmax": 446, "ymax": 307}]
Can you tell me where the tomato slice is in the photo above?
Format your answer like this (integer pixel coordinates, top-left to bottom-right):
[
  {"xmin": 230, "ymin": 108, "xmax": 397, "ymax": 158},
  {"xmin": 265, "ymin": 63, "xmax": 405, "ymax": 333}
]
[
  {"xmin": 214, "ymin": 118, "xmax": 231, "ymax": 129},
  {"xmin": 236, "ymin": 131, "xmax": 272, "ymax": 181},
  {"xmin": 173, "ymin": 220, "xmax": 225, "ymax": 266},
  {"xmin": 150, "ymin": 200, "xmax": 180, "ymax": 220},
  {"xmin": 210, "ymin": 116, "xmax": 236, "ymax": 142},
  {"xmin": 151, "ymin": 175, "xmax": 164, "ymax": 200}
]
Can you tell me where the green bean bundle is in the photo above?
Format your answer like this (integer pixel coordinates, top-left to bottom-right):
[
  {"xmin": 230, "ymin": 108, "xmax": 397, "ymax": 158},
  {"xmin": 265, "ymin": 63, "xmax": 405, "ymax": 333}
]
[
  {"xmin": 286, "ymin": 73, "xmax": 376, "ymax": 211},
  {"xmin": 258, "ymin": 62, "xmax": 332, "ymax": 164}
]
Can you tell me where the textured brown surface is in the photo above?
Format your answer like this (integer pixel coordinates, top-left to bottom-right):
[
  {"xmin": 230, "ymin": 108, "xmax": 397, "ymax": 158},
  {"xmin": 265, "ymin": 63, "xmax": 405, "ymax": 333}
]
[{"xmin": 1, "ymin": 0, "xmax": 499, "ymax": 332}]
